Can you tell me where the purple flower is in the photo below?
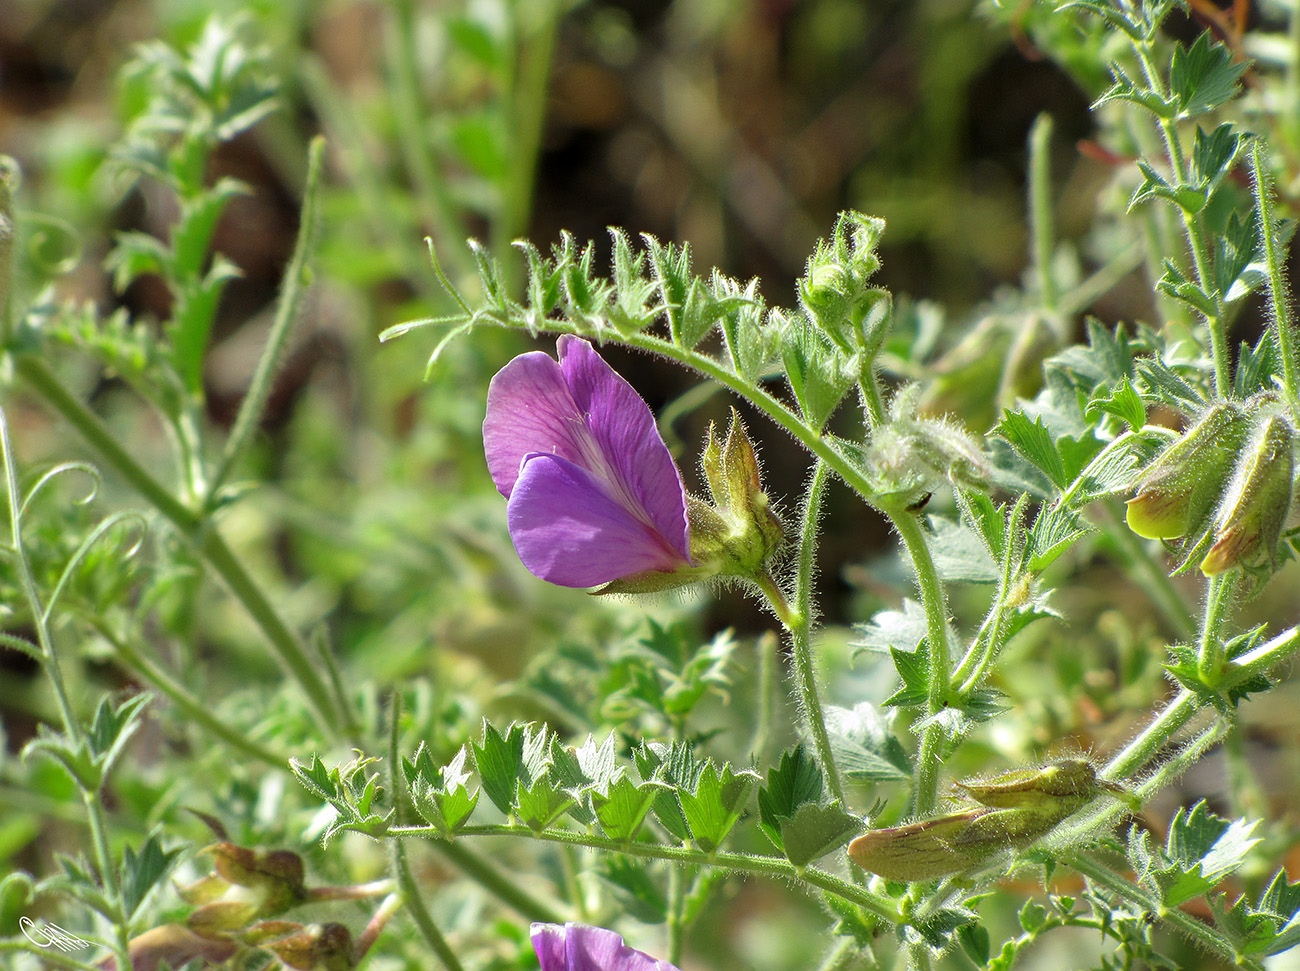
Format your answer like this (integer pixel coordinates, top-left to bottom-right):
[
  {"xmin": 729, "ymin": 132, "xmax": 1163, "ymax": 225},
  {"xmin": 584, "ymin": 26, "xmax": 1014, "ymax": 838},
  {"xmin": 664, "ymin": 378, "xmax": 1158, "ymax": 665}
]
[
  {"xmin": 483, "ymin": 336, "xmax": 692, "ymax": 588},
  {"xmin": 531, "ymin": 922, "xmax": 682, "ymax": 971}
]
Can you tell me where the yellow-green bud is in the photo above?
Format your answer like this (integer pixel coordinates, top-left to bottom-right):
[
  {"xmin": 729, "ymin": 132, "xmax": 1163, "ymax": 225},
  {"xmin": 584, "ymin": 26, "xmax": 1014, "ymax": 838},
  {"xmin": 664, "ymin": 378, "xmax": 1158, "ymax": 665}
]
[
  {"xmin": 1200, "ymin": 413, "xmax": 1296, "ymax": 575},
  {"xmin": 1126, "ymin": 402, "xmax": 1250, "ymax": 539},
  {"xmin": 693, "ymin": 410, "xmax": 785, "ymax": 576}
]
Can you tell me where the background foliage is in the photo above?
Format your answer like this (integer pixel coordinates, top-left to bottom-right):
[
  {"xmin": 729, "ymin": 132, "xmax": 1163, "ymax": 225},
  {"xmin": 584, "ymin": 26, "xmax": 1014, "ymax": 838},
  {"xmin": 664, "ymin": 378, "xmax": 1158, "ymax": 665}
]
[{"xmin": 2, "ymin": 1, "xmax": 1300, "ymax": 970}]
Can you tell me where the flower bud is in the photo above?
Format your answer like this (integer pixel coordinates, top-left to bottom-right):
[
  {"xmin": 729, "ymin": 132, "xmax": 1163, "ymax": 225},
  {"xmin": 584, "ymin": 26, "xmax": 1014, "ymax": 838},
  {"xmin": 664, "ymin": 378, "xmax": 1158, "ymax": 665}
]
[
  {"xmin": 866, "ymin": 384, "xmax": 991, "ymax": 499},
  {"xmin": 694, "ymin": 411, "xmax": 785, "ymax": 572},
  {"xmin": 1126, "ymin": 402, "xmax": 1250, "ymax": 539},
  {"xmin": 797, "ymin": 211, "xmax": 892, "ymax": 359},
  {"xmin": 180, "ymin": 842, "xmax": 309, "ymax": 938},
  {"xmin": 1200, "ymin": 413, "xmax": 1296, "ymax": 575}
]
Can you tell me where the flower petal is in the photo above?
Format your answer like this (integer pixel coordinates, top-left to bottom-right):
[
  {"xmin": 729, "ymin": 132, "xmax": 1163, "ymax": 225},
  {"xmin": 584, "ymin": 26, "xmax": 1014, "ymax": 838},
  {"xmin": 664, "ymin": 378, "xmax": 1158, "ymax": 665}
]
[
  {"xmin": 483, "ymin": 348, "xmax": 592, "ymax": 498},
  {"xmin": 555, "ymin": 336, "xmax": 689, "ymax": 561},
  {"xmin": 531, "ymin": 923, "xmax": 569, "ymax": 971},
  {"xmin": 530, "ymin": 923, "xmax": 681, "ymax": 971},
  {"xmin": 507, "ymin": 453, "xmax": 690, "ymax": 587}
]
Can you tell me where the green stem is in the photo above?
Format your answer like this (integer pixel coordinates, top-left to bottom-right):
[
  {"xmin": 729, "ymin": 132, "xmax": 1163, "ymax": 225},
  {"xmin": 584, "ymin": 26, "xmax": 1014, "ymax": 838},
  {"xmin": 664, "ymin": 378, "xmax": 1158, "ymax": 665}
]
[
  {"xmin": 1196, "ymin": 572, "xmax": 1236, "ymax": 683},
  {"xmin": 953, "ymin": 495, "xmax": 1028, "ymax": 693},
  {"xmin": 1132, "ymin": 39, "xmax": 1229, "ymax": 394},
  {"xmin": 92, "ymin": 620, "xmax": 289, "ymax": 771},
  {"xmin": 0, "ymin": 410, "xmax": 131, "ymax": 969},
  {"xmin": 209, "ymin": 137, "xmax": 325, "ymax": 500},
  {"xmin": 1029, "ymin": 113, "xmax": 1058, "ymax": 316},
  {"xmin": 1103, "ymin": 688, "xmax": 1200, "ymax": 781},
  {"xmin": 1251, "ymin": 140, "xmax": 1300, "ymax": 422},
  {"xmin": 13, "ymin": 354, "xmax": 358, "ymax": 744},
  {"xmin": 429, "ymin": 839, "xmax": 570, "ymax": 925},
  {"xmin": 1068, "ymin": 853, "xmax": 1259, "ymax": 970},
  {"xmin": 391, "ymin": 841, "xmax": 467, "ymax": 971},
  {"xmin": 395, "ymin": 827, "xmax": 901, "ymax": 922},
  {"xmin": 859, "ymin": 366, "xmax": 886, "ymax": 431},
  {"xmin": 666, "ymin": 862, "xmax": 686, "ymax": 966},
  {"xmin": 784, "ymin": 460, "xmax": 844, "ymax": 802},
  {"xmin": 199, "ymin": 529, "xmax": 361, "ymax": 742},
  {"xmin": 887, "ymin": 509, "xmax": 951, "ymax": 817}
]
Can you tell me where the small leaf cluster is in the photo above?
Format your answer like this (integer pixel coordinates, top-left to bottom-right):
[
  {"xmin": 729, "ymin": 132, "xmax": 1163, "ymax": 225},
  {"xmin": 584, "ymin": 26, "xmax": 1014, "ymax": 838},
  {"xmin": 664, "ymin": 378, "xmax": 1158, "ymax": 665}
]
[
  {"xmin": 1111, "ymin": 801, "xmax": 1300, "ymax": 961},
  {"xmin": 22, "ymin": 693, "xmax": 152, "ymax": 794},
  {"xmin": 388, "ymin": 210, "xmax": 895, "ymax": 434},
  {"xmin": 1128, "ymin": 801, "xmax": 1260, "ymax": 909},
  {"xmin": 102, "ymin": 17, "xmax": 278, "ymax": 397},
  {"xmin": 290, "ymin": 753, "xmax": 393, "ymax": 844},
  {"xmin": 757, "ymin": 747, "xmax": 862, "ymax": 866},
  {"xmin": 981, "ymin": 890, "xmax": 1179, "ymax": 971},
  {"xmin": 522, "ymin": 623, "xmax": 742, "ymax": 743},
  {"xmin": 15, "ymin": 828, "xmax": 183, "ymax": 939}
]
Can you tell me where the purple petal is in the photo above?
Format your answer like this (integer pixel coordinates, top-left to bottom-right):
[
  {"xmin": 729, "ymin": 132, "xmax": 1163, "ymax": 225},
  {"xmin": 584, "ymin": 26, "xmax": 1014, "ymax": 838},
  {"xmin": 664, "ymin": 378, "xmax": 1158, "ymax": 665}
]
[
  {"xmin": 483, "ymin": 348, "xmax": 590, "ymax": 498},
  {"xmin": 482, "ymin": 337, "xmax": 691, "ymax": 583},
  {"xmin": 531, "ymin": 924, "xmax": 568, "ymax": 971},
  {"xmin": 531, "ymin": 923, "xmax": 681, "ymax": 971},
  {"xmin": 554, "ymin": 337, "xmax": 689, "ymax": 562},
  {"xmin": 507, "ymin": 453, "xmax": 691, "ymax": 587}
]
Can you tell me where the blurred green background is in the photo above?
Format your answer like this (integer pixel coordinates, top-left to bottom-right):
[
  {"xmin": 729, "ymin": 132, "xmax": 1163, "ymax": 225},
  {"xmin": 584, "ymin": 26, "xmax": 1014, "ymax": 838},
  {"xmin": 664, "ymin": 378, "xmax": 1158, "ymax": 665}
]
[{"xmin": 4, "ymin": 2, "xmax": 1300, "ymax": 969}]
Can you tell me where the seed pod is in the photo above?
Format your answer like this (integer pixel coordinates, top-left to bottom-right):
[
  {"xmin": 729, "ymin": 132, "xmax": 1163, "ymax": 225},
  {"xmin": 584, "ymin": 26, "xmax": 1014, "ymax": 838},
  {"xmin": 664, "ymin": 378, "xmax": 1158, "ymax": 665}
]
[
  {"xmin": 848, "ymin": 760, "xmax": 1125, "ymax": 881},
  {"xmin": 1200, "ymin": 413, "xmax": 1296, "ymax": 575},
  {"xmin": 1126, "ymin": 402, "xmax": 1251, "ymax": 540}
]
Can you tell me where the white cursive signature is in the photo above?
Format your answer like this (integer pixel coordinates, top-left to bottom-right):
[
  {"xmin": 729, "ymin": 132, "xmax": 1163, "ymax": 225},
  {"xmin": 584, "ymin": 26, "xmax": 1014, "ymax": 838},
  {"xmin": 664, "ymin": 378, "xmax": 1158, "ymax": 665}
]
[{"xmin": 18, "ymin": 916, "xmax": 93, "ymax": 952}]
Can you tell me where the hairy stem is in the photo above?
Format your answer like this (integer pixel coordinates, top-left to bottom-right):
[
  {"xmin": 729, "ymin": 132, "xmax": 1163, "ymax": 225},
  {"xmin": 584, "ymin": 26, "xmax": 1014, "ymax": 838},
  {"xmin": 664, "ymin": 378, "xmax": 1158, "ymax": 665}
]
[
  {"xmin": 1132, "ymin": 37, "xmax": 1230, "ymax": 394},
  {"xmin": 1068, "ymin": 853, "xmax": 1258, "ymax": 970},
  {"xmin": 391, "ymin": 841, "xmax": 467, "ymax": 971},
  {"xmin": 887, "ymin": 509, "xmax": 951, "ymax": 816},
  {"xmin": 209, "ymin": 137, "xmax": 325, "ymax": 500},
  {"xmin": 1196, "ymin": 572, "xmax": 1237, "ymax": 683},
  {"xmin": 780, "ymin": 459, "xmax": 845, "ymax": 801},
  {"xmin": 13, "ymin": 354, "xmax": 359, "ymax": 744},
  {"xmin": 1, "ymin": 410, "xmax": 131, "ymax": 969},
  {"xmin": 395, "ymin": 827, "xmax": 901, "ymax": 922},
  {"xmin": 1251, "ymin": 139, "xmax": 1300, "ymax": 422}
]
